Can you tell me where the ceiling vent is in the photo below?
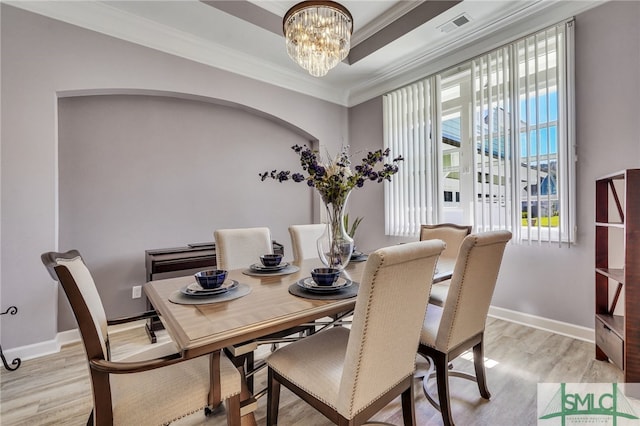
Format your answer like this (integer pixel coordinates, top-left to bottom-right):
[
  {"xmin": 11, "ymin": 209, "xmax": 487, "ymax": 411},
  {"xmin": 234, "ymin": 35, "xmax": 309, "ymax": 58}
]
[{"xmin": 438, "ymin": 13, "xmax": 471, "ymax": 33}]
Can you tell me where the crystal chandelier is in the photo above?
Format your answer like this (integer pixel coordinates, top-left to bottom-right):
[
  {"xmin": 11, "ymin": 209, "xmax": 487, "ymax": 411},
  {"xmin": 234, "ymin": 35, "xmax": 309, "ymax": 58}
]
[{"xmin": 283, "ymin": 1, "xmax": 353, "ymax": 77}]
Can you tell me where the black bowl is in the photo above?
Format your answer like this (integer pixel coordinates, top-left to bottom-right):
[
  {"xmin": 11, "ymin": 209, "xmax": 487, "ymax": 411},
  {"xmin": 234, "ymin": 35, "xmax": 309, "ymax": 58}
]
[
  {"xmin": 311, "ymin": 268, "xmax": 341, "ymax": 286},
  {"xmin": 260, "ymin": 254, "xmax": 283, "ymax": 267},
  {"xmin": 195, "ymin": 269, "xmax": 227, "ymax": 289}
]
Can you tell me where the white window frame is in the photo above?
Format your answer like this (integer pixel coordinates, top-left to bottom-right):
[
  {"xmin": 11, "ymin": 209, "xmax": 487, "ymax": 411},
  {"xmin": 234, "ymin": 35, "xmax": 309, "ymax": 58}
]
[{"xmin": 383, "ymin": 21, "xmax": 576, "ymax": 245}]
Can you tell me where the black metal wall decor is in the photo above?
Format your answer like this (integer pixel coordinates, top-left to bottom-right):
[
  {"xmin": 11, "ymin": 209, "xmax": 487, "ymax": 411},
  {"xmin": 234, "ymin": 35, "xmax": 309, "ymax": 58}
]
[{"xmin": 0, "ymin": 306, "xmax": 21, "ymax": 371}]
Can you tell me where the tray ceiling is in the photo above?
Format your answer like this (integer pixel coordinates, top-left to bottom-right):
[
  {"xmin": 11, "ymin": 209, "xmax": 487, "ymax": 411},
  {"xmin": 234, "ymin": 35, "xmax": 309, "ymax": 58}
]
[{"xmin": 6, "ymin": 0, "xmax": 602, "ymax": 106}]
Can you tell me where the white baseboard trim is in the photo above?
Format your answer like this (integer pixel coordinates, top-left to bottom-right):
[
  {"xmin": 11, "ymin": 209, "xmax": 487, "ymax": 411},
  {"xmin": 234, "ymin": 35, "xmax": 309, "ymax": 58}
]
[
  {"xmin": 2, "ymin": 320, "xmax": 149, "ymax": 362},
  {"xmin": 56, "ymin": 328, "xmax": 81, "ymax": 347},
  {"xmin": 2, "ymin": 337, "xmax": 62, "ymax": 363},
  {"xmin": 488, "ymin": 305, "xmax": 595, "ymax": 343}
]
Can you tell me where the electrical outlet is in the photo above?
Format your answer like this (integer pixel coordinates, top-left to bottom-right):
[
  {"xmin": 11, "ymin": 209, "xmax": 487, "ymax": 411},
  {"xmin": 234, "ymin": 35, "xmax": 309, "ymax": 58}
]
[{"xmin": 132, "ymin": 285, "xmax": 142, "ymax": 299}]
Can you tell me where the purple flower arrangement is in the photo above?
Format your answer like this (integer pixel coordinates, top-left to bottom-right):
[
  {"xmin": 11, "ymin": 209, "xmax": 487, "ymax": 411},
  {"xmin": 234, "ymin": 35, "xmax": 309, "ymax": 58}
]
[{"xmin": 260, "ymin": 145, "xmax": 403, "ymax": 206}]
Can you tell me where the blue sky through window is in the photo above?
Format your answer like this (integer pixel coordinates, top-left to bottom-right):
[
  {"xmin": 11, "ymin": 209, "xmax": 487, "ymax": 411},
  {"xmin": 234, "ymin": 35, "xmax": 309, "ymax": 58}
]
[
  {"xmin": 441, "ymin": 91, "xmax": 559, "ymax": 158},
  {"xmin": 521, "ymin": 126, "xmax": 558, "ymax": 157},
  {"xmin": 522, "ymin": 90, "xmax": 558, "ymax": 123},
  {"xmin": 520, "ymin": 90, "xmax": 558, "ymax": 157}
]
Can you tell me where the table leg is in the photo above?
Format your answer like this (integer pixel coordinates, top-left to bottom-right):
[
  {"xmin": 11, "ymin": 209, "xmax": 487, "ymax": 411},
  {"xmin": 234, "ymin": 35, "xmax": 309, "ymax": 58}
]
[
  {"xmin": 207, "ymin": 355, "xmax": 257, "ymax": 425},
  {"xmin": 238, "ymin": 366, "xmax": 258, "ymax": 426},
  {"xmin": 145, "ymin": 298, "xmax": 163, "ymax": 343},
  {"xmin": 209, "ymin": 351, "xmax": 223, "ymax": 408}
]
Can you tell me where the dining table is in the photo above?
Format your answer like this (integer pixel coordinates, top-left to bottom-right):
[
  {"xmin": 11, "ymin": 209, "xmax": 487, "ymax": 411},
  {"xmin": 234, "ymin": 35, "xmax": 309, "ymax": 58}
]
[{"xmin": 144, "ymin": 256, "xmax": 454, "ymax": 425}]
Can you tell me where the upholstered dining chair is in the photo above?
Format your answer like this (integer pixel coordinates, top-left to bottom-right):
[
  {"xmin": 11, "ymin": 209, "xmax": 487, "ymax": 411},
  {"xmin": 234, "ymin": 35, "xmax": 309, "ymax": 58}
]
[
  {"xmin": 214, "ymin": 226, "xmax": 302, "ymax": 391},
  {"xmin": 288, "ymin": 223, "xmax": 326, "ymax": 263},
  {"xmin": 418, "ymin": 230, "xmax": 512, "ymax": 426},
  {"xmin": 214, "ymin": 227, "xmax": 273, "ymax": 271},
  {"xmin": 41, "ymin": 250, "xmax": 242, "ymax": 426},
  {"xmin": 289, "ymin": 222, "xmax": 352, "ymax": 343},
  {"xmin": 419, "ymin": 223, "xmax": 472, "ymax": 306},
  {"xmin": 266, "ymin": 239, "xmax": 446, "ymax": 426}
]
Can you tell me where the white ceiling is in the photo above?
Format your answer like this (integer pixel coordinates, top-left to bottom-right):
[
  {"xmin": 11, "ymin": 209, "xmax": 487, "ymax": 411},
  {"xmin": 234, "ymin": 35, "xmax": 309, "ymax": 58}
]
[{"xmin": 7, "ymin": 0, "xmax": 602, "ymax": 106}]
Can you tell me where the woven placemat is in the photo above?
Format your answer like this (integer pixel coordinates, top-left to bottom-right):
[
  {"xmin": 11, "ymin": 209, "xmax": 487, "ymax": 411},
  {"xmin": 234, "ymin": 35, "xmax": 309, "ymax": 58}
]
[
  {"xmin": 242, "ymin": 265, "xmax": 300, "ymax": 277},
  {"xmin": 288, "ymin": 282, "xmax": 359, "ymax": 300},
  {"xmin": 169, "ymin": 283, "xmax": 251, "ymax": 305}
]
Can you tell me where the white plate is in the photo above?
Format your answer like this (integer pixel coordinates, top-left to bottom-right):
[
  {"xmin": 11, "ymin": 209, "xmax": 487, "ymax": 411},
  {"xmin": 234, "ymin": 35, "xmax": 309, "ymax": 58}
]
[
  {"xmin": 296, "ymin": 276, "xmax": 352, "ymax": 293},
  {"xmin": 181, "ymin": 280, "xmax": 238, "ymax": 297},
  {"xmin": 250, "ymin": 262, "xmax": 289, "ymax": 272}
]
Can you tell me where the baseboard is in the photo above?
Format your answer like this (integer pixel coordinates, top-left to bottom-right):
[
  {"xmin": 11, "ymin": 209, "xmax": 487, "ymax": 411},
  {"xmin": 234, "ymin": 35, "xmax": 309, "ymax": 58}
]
[
  {"xmin": 56, "ymin": 328, "xmax": 81, "ymax": 347},
  {"xmin": 2, "ymin": 337, "xmax": 62, "ymax": 363},
  {"xmin": 488, "ymin": 305, "xmax": 595, "ymax": 343},
  {"xmin": 2, "ymin": 320, "xmax": 149, "ymax": 362}
]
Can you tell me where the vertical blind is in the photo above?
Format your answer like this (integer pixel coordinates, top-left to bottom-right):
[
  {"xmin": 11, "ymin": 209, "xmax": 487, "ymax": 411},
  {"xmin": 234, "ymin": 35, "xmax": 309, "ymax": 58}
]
[
  {"xmin": 383, "ymin": 21, "xmax": 575, "ymax": 244},
  {"xmin": 383, "ymin": 80, "xmax": 435, "ymax": 236},
  {"xmin": 471, "ymin": 47, "xmax": 513, "ymax": 235}
]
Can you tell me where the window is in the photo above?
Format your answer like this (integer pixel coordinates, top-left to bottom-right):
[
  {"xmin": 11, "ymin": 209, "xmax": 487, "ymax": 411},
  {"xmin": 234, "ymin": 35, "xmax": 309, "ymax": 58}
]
[{"xmin": 383, "ymin": 21, "xmax": 575, "ymax": 244}]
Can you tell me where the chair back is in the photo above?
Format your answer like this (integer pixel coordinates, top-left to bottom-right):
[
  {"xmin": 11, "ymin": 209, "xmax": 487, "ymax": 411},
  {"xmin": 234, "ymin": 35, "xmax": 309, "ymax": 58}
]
[
  {"xmin": 435, "ymin": 230, "xmax": 512, "ymax": 351},
  {"xmin": 420, "ymin": 223, "xmax": 472, "ymax": 262},
  {"xmin": 337, "ymin": 239, "xmax": 445, "ymax": 418},
  {"xmin": 288, "ymin": 224, "xmax": 325, "ymax": 263},
  {"xmin": 214, "ymin": 227, "xmax": 272, "ymax": 270},
  {"xmin": 41, "ymin": 250, "xmax": 109, "ymax": 361}
]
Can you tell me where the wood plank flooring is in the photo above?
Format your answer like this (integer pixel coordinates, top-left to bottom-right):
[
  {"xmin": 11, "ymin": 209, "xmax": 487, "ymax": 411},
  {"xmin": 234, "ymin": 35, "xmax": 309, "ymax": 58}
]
[{"xmin": 0, "ymin": 318, "xmax": 625, "ymax": 425}]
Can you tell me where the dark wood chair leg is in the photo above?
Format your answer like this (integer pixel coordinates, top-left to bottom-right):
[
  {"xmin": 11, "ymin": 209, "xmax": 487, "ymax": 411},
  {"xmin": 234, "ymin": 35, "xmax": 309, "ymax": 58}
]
[
  {"xmin": 246, "ymin": 350, "xmax": 255, "ymax": 393},
  {"xmin": 225, "ymin": 394, "xmax": 241, "ymax": 426},
  {"xmin": 86, "ymin": 409, "xmax": 93, "ymax": 426},
  {"xmin": 473, "ymin": 340, "xmax": 491, "ymax": 399},
  {"xmin": 401, "ymin": 381, "xmax": 416, "ymax": 426},
  {"xmin": 434, "ymin": 352, "xmax": 455, "ymax": 426},
  {"xmin": 267, "ymin": 369, "xmax": 281, "ymax": 426}
]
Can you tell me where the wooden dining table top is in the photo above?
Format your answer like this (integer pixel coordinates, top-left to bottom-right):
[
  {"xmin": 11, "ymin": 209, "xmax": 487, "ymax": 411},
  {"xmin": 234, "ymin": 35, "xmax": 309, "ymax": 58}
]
[
  {"xmin": 144, "ymin": 258, "xmax": 364, "ymax": 359},
  {"xmin": 144, "ymin": 256, "xmax": 454, "ymax": 359}
]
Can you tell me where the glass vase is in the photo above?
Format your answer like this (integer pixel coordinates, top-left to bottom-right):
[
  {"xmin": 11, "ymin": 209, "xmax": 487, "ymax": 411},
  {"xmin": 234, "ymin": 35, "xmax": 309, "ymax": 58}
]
[{"xmin": 317, "ymin": 192, "xmax": 354, "ymax": 270}]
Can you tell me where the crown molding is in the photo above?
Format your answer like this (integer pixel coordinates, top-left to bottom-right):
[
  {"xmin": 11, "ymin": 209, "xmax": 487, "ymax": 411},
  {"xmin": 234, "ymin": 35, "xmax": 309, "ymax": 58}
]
[
  {"xmin": 5, "ymin": 0, "xmax": 606, "ymax": 108},
  {"xmin": 347, "ymin": 0, "xmax": 605, "ymax": 106},
  {"xmin": 246, "ymin": 0, "xmax": 290, "ymax": 17},
  {"xmin": 348, "ymin": 0, "xmax": 461, "ymax": 65},
  {"xmin": 5, "ymin": 0, "xmax": 350, "ymax": 105},
  {"xmin": 253, "ymin": 0, "xmax": 426, "ymax": 46},
  {"xmin": 350, "ymin": 0, "xmax": 424, "ymax": 46}
]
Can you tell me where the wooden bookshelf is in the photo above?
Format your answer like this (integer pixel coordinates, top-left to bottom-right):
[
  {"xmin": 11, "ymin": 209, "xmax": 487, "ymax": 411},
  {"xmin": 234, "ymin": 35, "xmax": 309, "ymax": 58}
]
[{"xmin": 595, "ymin": 169, "xmax": 640, "ymax": 395}]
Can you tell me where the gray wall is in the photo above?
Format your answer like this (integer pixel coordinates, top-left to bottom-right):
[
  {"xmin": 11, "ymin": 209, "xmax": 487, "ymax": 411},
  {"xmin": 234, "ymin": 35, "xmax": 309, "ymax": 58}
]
[
  {"xmin": 348, "ymin": 0, "xmax": 640, "ymax": 328},
  {"xmin": 1, "ymin": 1, "xmax": 639, "ymax": 351},
  {"xmin": 1, "ymin": 5, "xmax": 347, "ymax": 348},
  {"xmin": 57, "ymin": 94, "xmax": 313, "ymax": 329}
]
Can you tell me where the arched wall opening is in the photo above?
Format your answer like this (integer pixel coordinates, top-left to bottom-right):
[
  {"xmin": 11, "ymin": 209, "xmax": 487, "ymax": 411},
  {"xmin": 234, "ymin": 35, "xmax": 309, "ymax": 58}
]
[{"xmin": 57, "ymin": 91, "xmax": 318, "ymax": 329}]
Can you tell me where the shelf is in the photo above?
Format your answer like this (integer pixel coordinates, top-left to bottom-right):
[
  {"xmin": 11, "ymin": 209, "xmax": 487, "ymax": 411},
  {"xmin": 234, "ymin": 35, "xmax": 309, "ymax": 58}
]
[
  {"xmin": 595, "ymin": 169, "xmax": 640, "ymax": 385},
  {"xmin": 595, "ymin": 268, "xmax": 625, "ymax": 283},
  {"xmin": 595, "ymin": 222, "xmax": 624, "ymax": 228},
  {"xmin": 596, "ymin": 313, "xmax": 625, "ymax": 340},
  {"xmin": 597, "ymin": 170, "xmax": 627, "ymax": 181}
]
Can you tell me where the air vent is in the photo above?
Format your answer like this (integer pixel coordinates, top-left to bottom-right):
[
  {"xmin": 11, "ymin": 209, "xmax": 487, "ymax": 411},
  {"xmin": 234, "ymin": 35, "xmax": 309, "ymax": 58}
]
[{"xmin": 438, "ymin": 13, "xmax": 472, "ymax": 33}]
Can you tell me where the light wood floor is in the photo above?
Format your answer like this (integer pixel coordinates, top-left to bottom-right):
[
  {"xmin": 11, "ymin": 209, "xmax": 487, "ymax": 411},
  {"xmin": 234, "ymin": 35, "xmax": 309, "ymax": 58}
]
[{"xmin": 0, "ymin": 317, "xmax": 624, "ymax": 425}]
